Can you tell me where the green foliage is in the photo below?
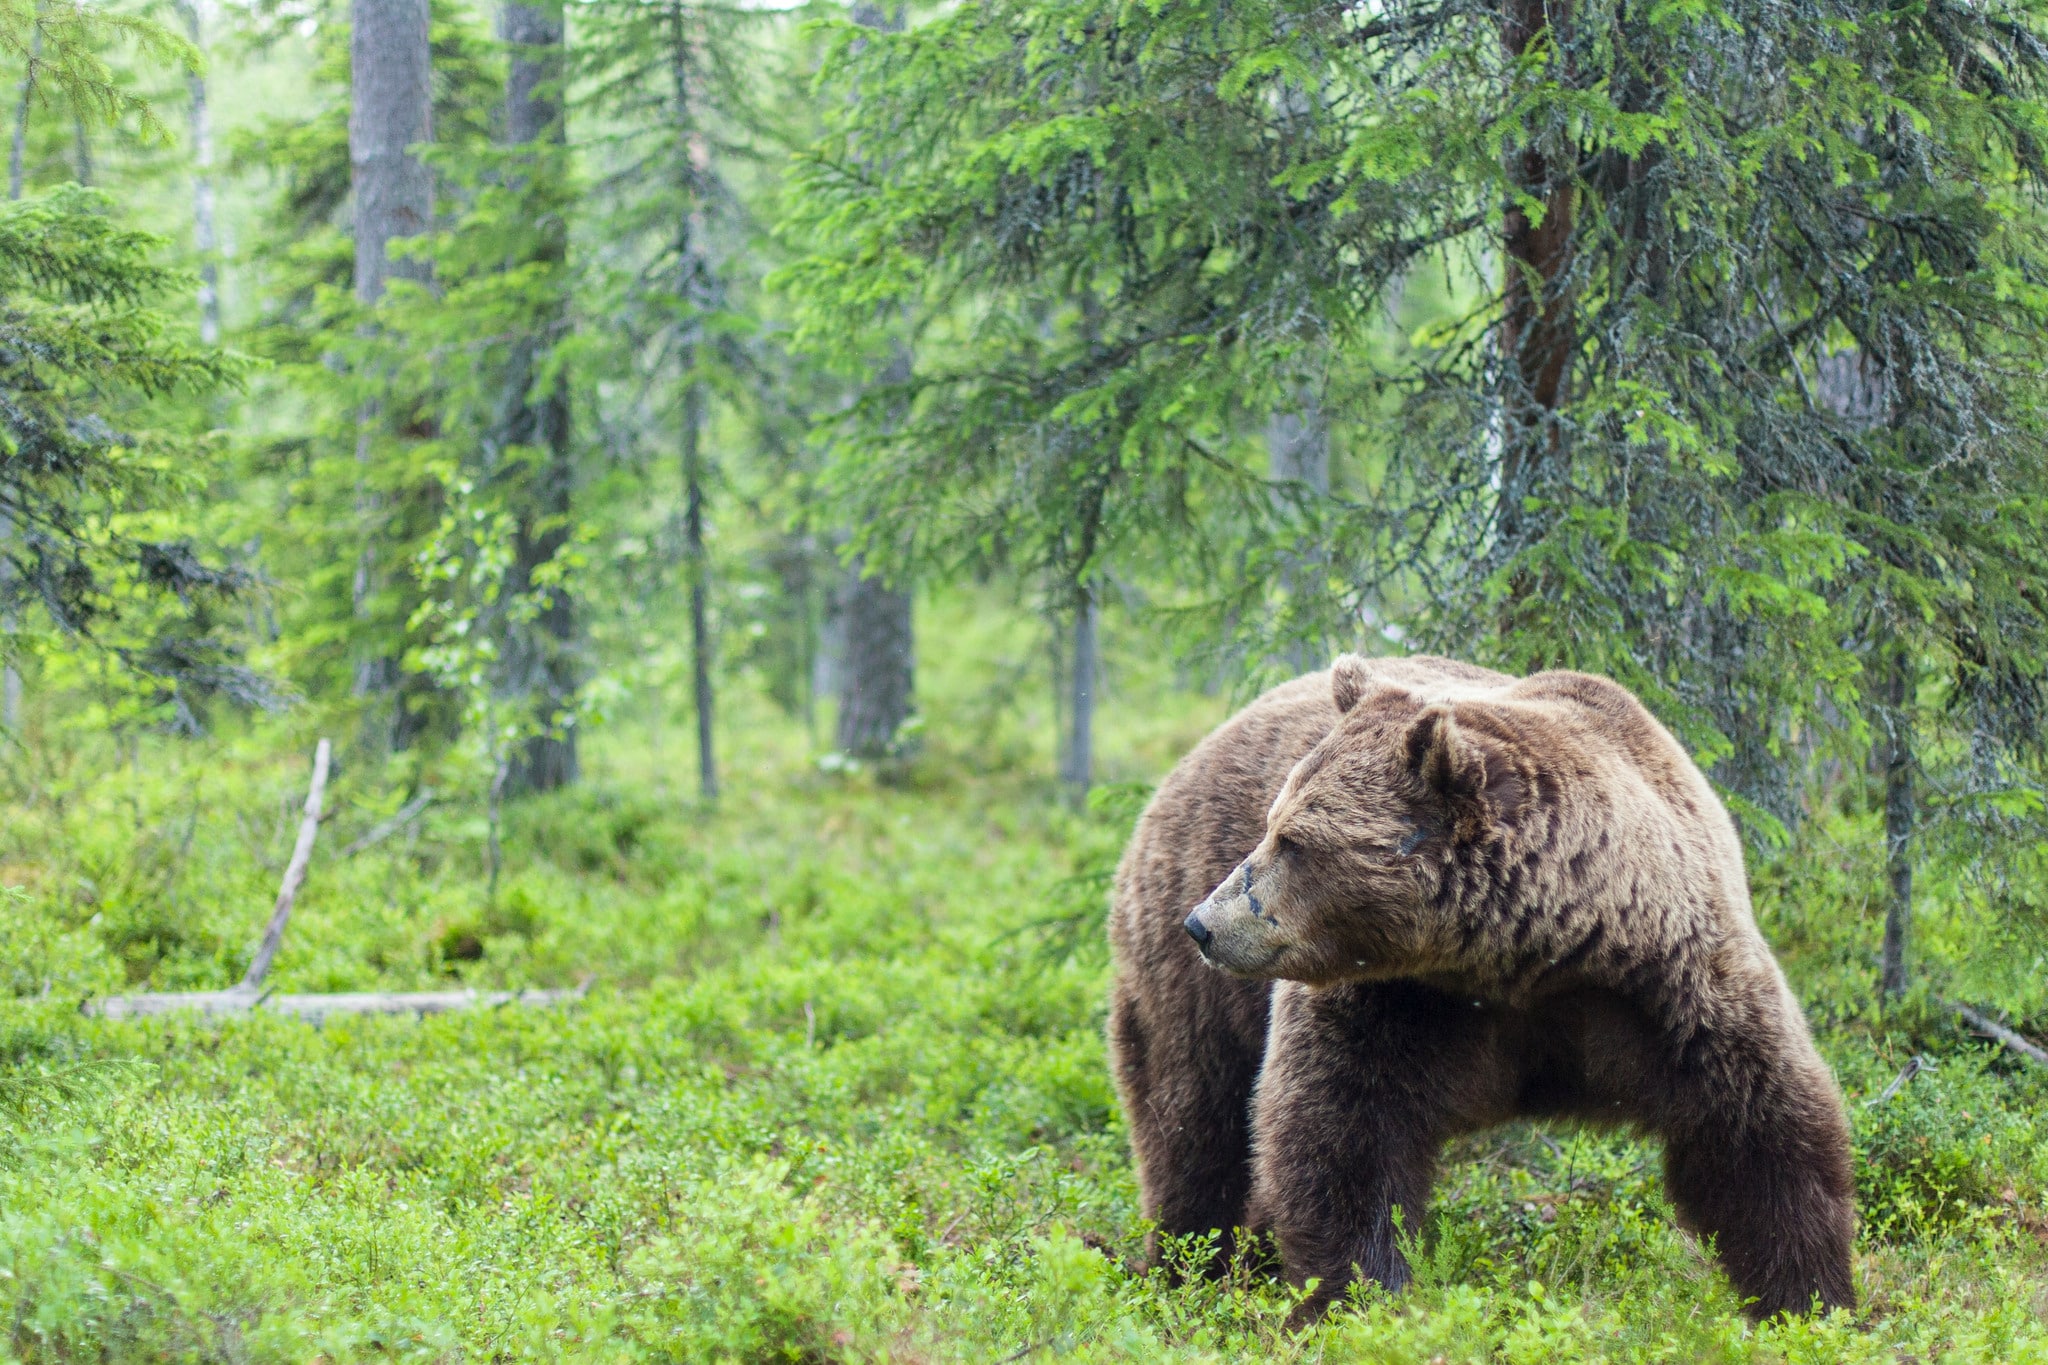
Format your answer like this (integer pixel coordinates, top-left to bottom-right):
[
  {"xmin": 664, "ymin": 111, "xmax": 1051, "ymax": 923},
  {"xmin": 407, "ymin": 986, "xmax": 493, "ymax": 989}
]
[
  {"xmin": 0, "ymin": 0, "xmax": 192, "ymax": 149},
  {"xmin": 782, "ymin": 0, "xmax": 2048, "ymax": 842},
  {"xmin": 0, "ymin": 184, "xmax": 265, "ymax": 728}
]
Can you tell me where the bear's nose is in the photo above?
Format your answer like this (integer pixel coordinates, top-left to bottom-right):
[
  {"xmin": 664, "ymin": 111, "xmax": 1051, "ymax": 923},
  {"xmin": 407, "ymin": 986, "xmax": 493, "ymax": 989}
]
[{"xmin": 1183, "ymin": 911, "xmax": 1212, "ymax": 948}]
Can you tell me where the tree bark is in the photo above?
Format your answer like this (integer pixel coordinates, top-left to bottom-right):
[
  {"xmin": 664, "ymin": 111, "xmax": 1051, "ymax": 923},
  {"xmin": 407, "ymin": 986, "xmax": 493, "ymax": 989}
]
[
  {"xmin": 1266, "ymin": 401, "xmax": 1330, "ymax": 494},
  {"xmin": 836, "ymin": 561, "xmax": 915, "ymax": 760},
  {"xmin": 497, "ymin": 0, "xmax": 578, "ymax": 795},
  {"xmin": 69, "ymin": 109, "xmax": 87, "ymax": 183},
  {"xmin": 348, "ymin": 0, "xmax": 433, "ymax": 704},
  {"xmin": 6, "ymin": 24, "xmax": 29, "ymax": 201},
  {"xmin": 241, "ymin": 739, "xmax": 332, "ymax": 990},
  {"xmin": 3, "ymin": 32, "xmax": 29, "ymax": 729},
  {"xmin": 1879, "ymin": 648, "xmax": 1913, "ymax": 999},
  {"xmin": 1267, "ymin": 387, "xmax": 1330, "ymax": 674},
  {"xmin": 1497, "ymin": 0, "xmax": 1576, "ymax": 545},
  {"xmin": 350, "ymin": 0, "xmax": 433, "ymax": 306},
  {"xmin": 179, "ymin": 0, "xmax": 221, "ymax": 345},
  {"xmin": 1816, "ymin": 348, "xmax": 1910, "ymax": 1000},
  {"xmin": 1060, "ymin": 581, "xmax": 1098, "ymax": 798}
]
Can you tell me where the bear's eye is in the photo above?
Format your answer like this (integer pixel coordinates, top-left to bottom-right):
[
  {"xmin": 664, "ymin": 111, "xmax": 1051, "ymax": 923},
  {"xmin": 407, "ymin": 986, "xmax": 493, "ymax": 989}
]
[{"xmin": 1273, "ymin": 834, "xmax": 1304, "ymax": 861}]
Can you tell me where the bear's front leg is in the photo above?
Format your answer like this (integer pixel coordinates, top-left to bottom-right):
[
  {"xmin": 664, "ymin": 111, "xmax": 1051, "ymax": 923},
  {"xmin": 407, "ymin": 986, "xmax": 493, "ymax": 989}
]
[{"xmin": 1246, "ymin": 979, "xmax": 1513, "ymax": 1321}]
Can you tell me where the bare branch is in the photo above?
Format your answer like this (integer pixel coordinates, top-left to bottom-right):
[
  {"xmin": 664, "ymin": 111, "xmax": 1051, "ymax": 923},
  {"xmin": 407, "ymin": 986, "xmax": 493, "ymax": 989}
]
[{"xmin": 240, "ymin": 738, "xmax": 329, "ymax": 991}]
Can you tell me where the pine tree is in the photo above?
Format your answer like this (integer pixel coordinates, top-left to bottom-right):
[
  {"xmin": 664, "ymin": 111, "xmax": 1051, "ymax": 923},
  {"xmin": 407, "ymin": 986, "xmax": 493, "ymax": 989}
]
[
  {"xmin": 828, "ymin": 0, "xmax": 916, "ymax": 767},
  {"xmin": 786, "ymin": 0, "xmax": 2048, "ymax": 990},
  {"xmin": 229, "ymin": 0, "xmax": 497, "ymax": 734},
  {"xmin": 0, "ymin": 185, "xmax": 265, "ymax": 728},
  {"xmin": 576, "ymin": 0, "xmax": 801, "ymax": 799}
]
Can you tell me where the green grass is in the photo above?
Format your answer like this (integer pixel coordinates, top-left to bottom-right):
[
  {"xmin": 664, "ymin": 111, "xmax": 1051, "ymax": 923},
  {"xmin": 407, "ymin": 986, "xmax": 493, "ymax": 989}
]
[{"xmin": 2, "ymin": 626, "xmax": 2047, "ymax": 1361}]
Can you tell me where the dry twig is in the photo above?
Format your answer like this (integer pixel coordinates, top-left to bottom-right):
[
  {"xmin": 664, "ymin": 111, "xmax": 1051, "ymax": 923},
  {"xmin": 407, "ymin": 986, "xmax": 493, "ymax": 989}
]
[
  {"xmin": 340, "ymin": 790, "xmax": 433, "ymax": 857},
  {"xmin": 242, "ymin": 738, "xmax": 330, "ymax": 990}
]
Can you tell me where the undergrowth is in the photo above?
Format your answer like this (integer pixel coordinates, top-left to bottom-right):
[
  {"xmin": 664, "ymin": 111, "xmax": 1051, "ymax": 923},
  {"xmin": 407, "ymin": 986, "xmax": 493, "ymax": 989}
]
[{"xmin": 0, "ymin": 635, "xmax": 2044, "ymax": 1361}]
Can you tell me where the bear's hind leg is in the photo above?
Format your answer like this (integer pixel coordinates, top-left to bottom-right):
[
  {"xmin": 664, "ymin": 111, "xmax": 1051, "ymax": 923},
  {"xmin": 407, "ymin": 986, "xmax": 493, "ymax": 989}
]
[{"xmin": 1655, "ymin": 1036, "xmax": 1856, "ymax": 1319}]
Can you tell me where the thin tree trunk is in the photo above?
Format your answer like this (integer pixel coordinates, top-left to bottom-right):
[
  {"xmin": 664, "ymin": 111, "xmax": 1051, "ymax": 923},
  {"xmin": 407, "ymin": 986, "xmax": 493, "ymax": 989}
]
[
  {"xmin": 496, "ymin": 0, "xmax": 578, "ymax": 795},
  {"xmin": 2, "ymin": 32, "xmax": 29, "ymax": 729},
  {"xmin": 348, "ymin": 0, "xmax": 433, "ymax": 702},
  {"xmin": 240, "ymin": 739, "xmax": 332, "ymax": 990},
  {"xmin": 69, "ymin": 110, "xmax": 87, "ymax": 183},
  {"xmin": 1815, "ymin": 348, "xmax": 1908, "ymax": 999},
  {"xmin": 797, "ymin": 534, "xmax": 818, "ymax": 744},
  {"xmin": 179, "ymin": 0, "xmax": 221, "ymax": 345},
  {"xmin": 1060, "ymin": 581, "xmax": 1098, "ymax": 798},
  {"xmin": 836, "ymin": 563, "xmax": 915, "ymax": 760},
  {"xmin": 8, "ymin": 23, "xmax": 34, "ymax": 200},
  {"xmin": 350, "ymin": 0, "xmax": 433, "ymax": 305},
  {"xmin": 666, "ymin": 0, "xmax": 715, "ymax": 801},
  {"xmin": 1880, "ymin": 648, "xmax": 1913, "ymax": 999},
  {"xmin": 1267, "ymin": 400, "xmax": 1330, "ymax": 494},
  {"xmin": 684, "ymin": 384, "xmax": 716, "ymax": 801},
  {"xmin": 487, "ymin": 750, "xmax": 509, "ymax": 903}
]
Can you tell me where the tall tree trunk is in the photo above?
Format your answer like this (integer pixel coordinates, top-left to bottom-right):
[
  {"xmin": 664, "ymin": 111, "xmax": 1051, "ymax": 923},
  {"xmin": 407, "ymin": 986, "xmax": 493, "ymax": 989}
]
[
  {"xmin": 832, "ymin": 353, "xmax": 914, "ymax": 762},
  {"xmin": 179, "ymin": 0, "xmax": 220, "ymax": 345},
  {"xmin": 833, "ymin": 0, "xmax": 916, "ymax": 764},
  {"xmin": 3, "ymin": 29, "xmax": 30, "ymax": 729},
  {"xmin": 497, "ymin": 0, "xmax": 577, "ymax": 795},
  {"xmin": 350, "ymin": 0, "xmax": 433, "ymax": 306},
  {"xmin": 1266, "ymin": 400, "xmax": 1330, "ymax": 494},
  {"xmin": 1497, "ymin": 0, "xmax": 1576, "ymax": 547},
  {"xmin": 1059, "ymin": 581, "xmax": 1098, "ymax": 798},
  {"xmin": 1879, "ymin": 649, "xmax": 1913, "ymax": 999},
  {"xmin": 348, "ymin": 0, "xmax": 433, "ymax": 704},
  {"xmin": 667, "ymin": 0, "xmax": 716, "ymax": 802},
  {"xmin": 683, "ymin": 384, "xmax": 716, "ymax": 802},
  {"xmin": 1816, "ymin": 348, "xmax": 1909, "ymax": 999}
]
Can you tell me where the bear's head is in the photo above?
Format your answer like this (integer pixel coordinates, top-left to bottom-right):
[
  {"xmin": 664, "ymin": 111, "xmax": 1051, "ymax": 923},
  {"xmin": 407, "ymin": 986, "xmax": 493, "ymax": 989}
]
[{"xmin": 1182, "ymin": 654, "xmax": 1537, "ymax": 986}]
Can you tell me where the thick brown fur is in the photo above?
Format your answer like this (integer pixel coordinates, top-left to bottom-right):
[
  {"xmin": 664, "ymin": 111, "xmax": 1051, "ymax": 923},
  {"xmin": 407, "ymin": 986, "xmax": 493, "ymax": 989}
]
[{"xmin": 1107, "ymin": 655, "xmax": 1854, "ymax": 1323}]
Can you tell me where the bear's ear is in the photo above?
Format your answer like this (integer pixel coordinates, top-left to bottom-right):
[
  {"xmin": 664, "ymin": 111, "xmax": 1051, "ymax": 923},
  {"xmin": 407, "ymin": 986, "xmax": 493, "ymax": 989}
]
[
  {"xmin": 1331, "ymin": 654, "xmax": 1373, "ymax": 714},
  {"xmin": 1406, "ymin": 705, "xmax": 1524, "ymax": 819}
]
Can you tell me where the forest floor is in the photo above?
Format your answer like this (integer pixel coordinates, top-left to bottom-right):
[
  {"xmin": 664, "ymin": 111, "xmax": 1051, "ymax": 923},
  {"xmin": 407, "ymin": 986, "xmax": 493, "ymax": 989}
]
[{"xmin": 1, "ymin": 647, "xmax": 2047, "ymax": 1362}]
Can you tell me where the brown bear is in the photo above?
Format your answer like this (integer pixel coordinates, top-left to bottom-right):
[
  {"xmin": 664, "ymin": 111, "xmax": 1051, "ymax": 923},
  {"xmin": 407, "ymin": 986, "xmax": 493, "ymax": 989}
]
[{"xmin": 1108, "ymin": 654, "xmax": 1854, "ymax": 1322}]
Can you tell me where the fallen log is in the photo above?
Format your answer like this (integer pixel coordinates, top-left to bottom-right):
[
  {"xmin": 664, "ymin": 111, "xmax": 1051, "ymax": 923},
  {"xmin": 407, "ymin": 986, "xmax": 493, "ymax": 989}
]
[
  {"xmin": 1949, "ymin": 999, "xmax": 2048, "ymax": 1070},
  {"xmin": 85, "ymin": 981, "xmax": 591, "ymax": 1022},
  {"xmin": 81, "ymin": 740, "xmax": 592, "ymax": 1023}
]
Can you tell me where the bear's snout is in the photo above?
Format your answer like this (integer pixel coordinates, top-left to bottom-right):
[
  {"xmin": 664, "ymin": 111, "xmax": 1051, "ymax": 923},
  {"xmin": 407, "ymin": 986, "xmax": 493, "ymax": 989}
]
[{"xmin": 1182, "ymin": 860, "xmax": 1295, "ymax": 976}]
